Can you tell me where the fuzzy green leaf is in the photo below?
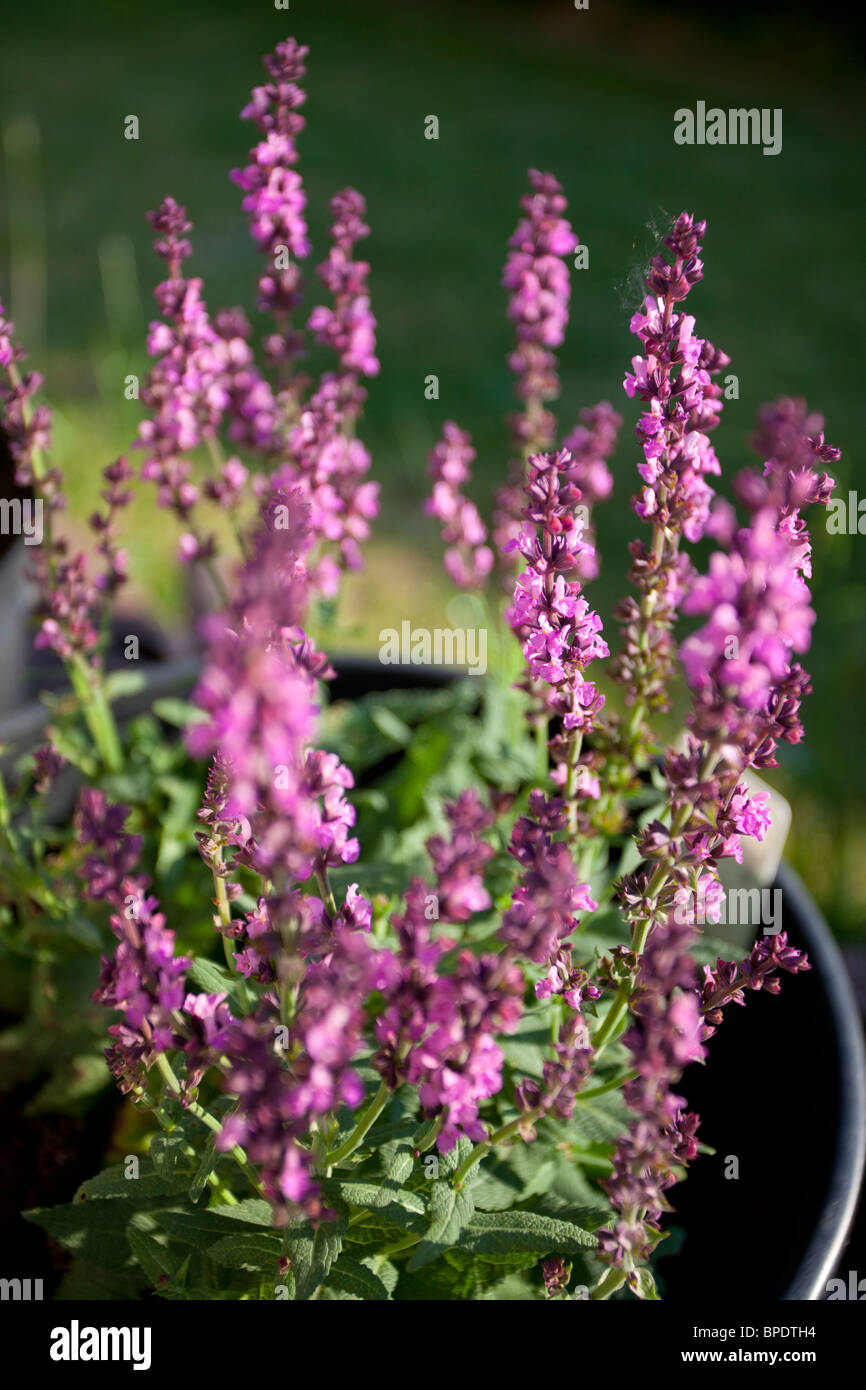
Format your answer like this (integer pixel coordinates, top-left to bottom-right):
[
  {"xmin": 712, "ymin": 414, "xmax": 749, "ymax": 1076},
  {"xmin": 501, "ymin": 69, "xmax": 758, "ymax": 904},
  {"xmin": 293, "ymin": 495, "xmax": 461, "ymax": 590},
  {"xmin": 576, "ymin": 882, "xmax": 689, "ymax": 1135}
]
[
  {"xmin": 457, "ymin": 1210, "xmax": 597, "ymax": 1256},
  {"xmin": 407, "ymin": 1182, "xmax": 475, "ymax": 1270},
  {"xmin": 207, "ymin": 1233, "xmax": 282, "ymax": 1272},
  {"xmin": 282, "ymin": 1206, "xmax": 346, "ymax": 1301},
  {"xmin": 326, "ymin": 1254, "xmax": 391, "ymax": 1301}
]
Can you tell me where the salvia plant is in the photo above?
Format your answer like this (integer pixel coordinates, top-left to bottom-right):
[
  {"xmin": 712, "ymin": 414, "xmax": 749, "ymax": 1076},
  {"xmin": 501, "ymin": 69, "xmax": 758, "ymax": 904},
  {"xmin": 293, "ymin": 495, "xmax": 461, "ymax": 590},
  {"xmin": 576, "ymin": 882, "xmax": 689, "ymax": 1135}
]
[{"xmin": 0, "ymin": 36, "xmax": 841, "ymax": 1301}]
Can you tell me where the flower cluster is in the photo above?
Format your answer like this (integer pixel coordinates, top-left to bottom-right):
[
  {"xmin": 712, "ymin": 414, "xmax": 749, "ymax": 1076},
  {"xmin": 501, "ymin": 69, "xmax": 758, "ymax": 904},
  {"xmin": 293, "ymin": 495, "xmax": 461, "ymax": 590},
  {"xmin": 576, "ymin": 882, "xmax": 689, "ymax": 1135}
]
[
  {"xmin": 700, "ymin": 931, "xmax": 810, "ymax": 1040},
  {"xmin": 502, "ymin": 792, "xmax": 597, "ymax": 963},
  {"xmin": 425, "ymin": 421, "xmax": 493, "ymax": 589},
  {"xmin": 506, "ymin": 448, "xmax": 608, "ymax": 801},
  {"xmin": 136, "ymin": 198, "xmax": 228, "ymax": 554},
  {"xmin": 308, "ymin": 188, "xmax": 379, "ymax": 382},
  {"xmin": 374, "ymin": 790, "xmax": 524, "ymax": 1150},
  {"xmin": 187, "ymin": 491, "xmax": 358, "ymax": 883},
  {"xmin": 75, "ymin": 789, "xmax": 190, "ymax": 1092},
  {"xmin": 503, "ymin": 169, "xmax": 579, "ymax": 455},
  {"xmin": 611, "ymin": 213, "xmax": 729, "ymax": 722},
  {"xmin": 493, "ymin": 169, "xmax": 579, "ymax": 567},
  {"xmin": 681, "ymin": 400, "xmax": 838, "ymax": 761},
  {"xmin": 232, "ymin": 37, "xmax": 311, "ymax": 375},
  {"xmin": 219, "ymin": 923, "xmax": 389, "ymax": 1221},
  {"xmin": 272, "ymin": 383, "xmax": 379, "ymax": 595},
  {"xmin": 597, "ymin": 916, "xmax": 704, "ymax": 1286}
]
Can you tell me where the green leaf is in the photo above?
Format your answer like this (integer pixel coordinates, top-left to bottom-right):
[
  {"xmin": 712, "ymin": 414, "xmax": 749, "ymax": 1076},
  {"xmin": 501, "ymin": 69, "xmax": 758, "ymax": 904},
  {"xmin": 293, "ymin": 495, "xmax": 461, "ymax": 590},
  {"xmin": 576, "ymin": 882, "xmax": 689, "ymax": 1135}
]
[
  {"xmin": 54, "ymin": 1257, "xmax": 145, "ymax": 1301},
  {"xmin": 329, "ymin": 1180, "xmax": 425, "ymax": 1217},
  {"xmin": 25, "ymin": 1199, "xmax": 144, "ymax": 1268},
  {"xmin": 633, "ymin": 1265, "xmax": 661, "ymax": 1300},
  {"xmin": 379, "ymin": 1137, "xmax": 415, "ymax": 1188},
  {"xmin": 282, "ymin": 1207, "xmax": 346, "ymax": 1300},
  {"xmin": 500, "ymin": 1008, "xmax": 554, "ymax": 1079},
  {"xmin": 207, "ymin": 1233, "xmax": 282, "ymax": 1272},
  {"xmin": 407, "ymin": 1182, "xmax": 475, "ymax": 1271},
  {"xmin": 149, "ymin": 1131, "xmax": 187, "ymax": 1179},
  {"xmin": 189, "ymin": 1134, "xmax": 218, "ymax": 1202},
  {"xmin": 74, "ymin": 1160, "xmax": 186, "ymax": 1202},
  {"xmin": 153, "ymin": 1202, "xmax": 273, "ymax": 1250},
  {"xmin": 434, "ymin": 1135, "xmax": 474, "ymax": 1178},
  {"xmin": 444, "ymin": 1245, "xmax": 540, "ymax": 1296},
  {"xmin": 368, "ymin": 706, "xmax": 413, "ymax": 745},
  {"xmin": 457, "ymin": 1210, "xmax": 597, "ymax": 1256},
  {"xmin": 185, "ymin": 957, "xmax": 243, "ymax": 1013},
  {"xmin": 151, "ymin": 697, "xmax": 209, "ymax": 728},
  {"xmin": 44, "ymin": 722, "xmax": 97, "ymax": 777},
  {"xmin": 326, "ymin": 1254, "xmax": 390, "ymax": 1301},
  {"xmin": 103, "ymin": 669, "xmax": 147, "ymax": 701},
  {"xmin": 568, "ymin": 1090, "xmax": 629, "ymax": 1147},
  {"xmin": 126, "ymin": 1226, "xmax": 182, "ymax": 1287}
]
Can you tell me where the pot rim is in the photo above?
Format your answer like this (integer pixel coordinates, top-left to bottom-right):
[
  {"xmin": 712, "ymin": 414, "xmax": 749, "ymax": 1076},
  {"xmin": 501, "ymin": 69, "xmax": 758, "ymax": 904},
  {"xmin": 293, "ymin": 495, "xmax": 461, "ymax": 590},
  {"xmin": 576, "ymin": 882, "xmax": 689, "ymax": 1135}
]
[{"xmin": 776, "ymin": 861, "xmax": 866, "ymax": 1300}]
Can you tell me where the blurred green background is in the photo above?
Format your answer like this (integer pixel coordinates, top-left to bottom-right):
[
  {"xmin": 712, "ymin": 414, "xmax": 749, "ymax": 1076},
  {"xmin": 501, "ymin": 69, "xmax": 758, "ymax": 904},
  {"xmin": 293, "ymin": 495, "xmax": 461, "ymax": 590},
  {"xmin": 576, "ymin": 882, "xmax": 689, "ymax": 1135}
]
[{"xmin": 0, "ymin": 0, "xmax": 863, "ymax": 934}]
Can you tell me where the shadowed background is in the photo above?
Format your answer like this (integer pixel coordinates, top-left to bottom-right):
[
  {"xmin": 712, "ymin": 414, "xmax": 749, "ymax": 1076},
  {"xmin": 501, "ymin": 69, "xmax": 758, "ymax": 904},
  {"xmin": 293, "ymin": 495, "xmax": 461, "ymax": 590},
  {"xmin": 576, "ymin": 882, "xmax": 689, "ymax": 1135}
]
[{"xmin": 0, "ymin": 0, "xmax": 863, "ymax": 935}]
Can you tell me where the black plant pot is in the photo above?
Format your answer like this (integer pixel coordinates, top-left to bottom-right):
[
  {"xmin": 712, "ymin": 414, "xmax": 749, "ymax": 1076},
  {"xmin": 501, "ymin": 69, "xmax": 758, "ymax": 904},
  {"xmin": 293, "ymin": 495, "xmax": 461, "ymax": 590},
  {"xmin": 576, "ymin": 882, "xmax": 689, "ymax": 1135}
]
[
  {"xmin": 662, "ymin": 860, "xmax": 866, "ymax": 1301},
  {"xmin": 0, "ymin": 656, "xmax": 864, "ymax": 1302}
]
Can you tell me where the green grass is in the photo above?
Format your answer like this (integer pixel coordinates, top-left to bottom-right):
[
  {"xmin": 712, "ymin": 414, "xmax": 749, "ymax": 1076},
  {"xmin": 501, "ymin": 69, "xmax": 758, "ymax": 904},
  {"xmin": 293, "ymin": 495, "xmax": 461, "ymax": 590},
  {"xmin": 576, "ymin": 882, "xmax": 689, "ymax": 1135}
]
[{"xmin": 1, "ymin": 0, "xmax": 863, "ymax": 934}]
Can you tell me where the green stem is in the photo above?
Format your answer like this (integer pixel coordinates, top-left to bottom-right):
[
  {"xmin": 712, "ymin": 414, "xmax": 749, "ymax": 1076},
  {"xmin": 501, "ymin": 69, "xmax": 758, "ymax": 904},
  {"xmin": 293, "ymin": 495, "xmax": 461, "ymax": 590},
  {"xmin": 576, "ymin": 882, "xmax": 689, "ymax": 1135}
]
[
  {"xmin": 212, "ymin": 859, "xmax": 253, "ymax": 1014},
  {"xmin": 535, "ymin": 714, "xmax": 549, "ymax": 782},
  {"xmin": 578, "ymin": 1068, "xmax": 637, "ymax": 1101},
  {"xmin": 451, "ymin": 1110, "xmax": 537, "ymax": 1189},
  {"xmin": 593, "ymin": 750, "xmax": 721, "ymax": 1059},
  {"xmin": 322, "ymin": 1080, "xmax": 389, "ymax": 1168},
  {"xmin": 69, "ymin": 654, "xmax": 123, "ymax": 772},
  {"xmin": 315, "ymin": 864, "xmax": 338, "ymax": 919},
  {"xmin": 591, "ymin": 1267, "xmax": 627, "ymax": 1300},
  {"xmin": 154, "ymin": 1053, "xmax": 262, "ymax": 1196}
]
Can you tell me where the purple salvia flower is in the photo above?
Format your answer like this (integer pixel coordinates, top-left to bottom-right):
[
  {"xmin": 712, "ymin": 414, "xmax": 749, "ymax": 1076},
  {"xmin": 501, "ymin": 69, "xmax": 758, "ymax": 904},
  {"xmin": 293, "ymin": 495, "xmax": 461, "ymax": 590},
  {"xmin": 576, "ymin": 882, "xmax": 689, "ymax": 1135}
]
[
  {"xmin": 700, "ymin": 931, "xmax": 810, "ymax": 1039},
  {"xmin": 542, "ymin": 1256, "xmax": 572, "ymax": 1298},
  {"xmin": 232, "ymin": 38, "xmax": 311, "ymax": 377},
  {"xmin": 272, "ymin": 381, "xmax": 379, "ymax": 593},
  {"xmin": 493, "ymin": 169, "xmax": 579, "ymax": 568},
  {"xmin": 502, "ymin": 792, "xmax": 597, "ymax": 964},
  {"xmin": 560, "ymin": 401, "xmax": 622, "ymax": 581},
  {"xmin": 597, "ymin": 915, "xmax": 704, "ymax": 1291},
  {"xmin": 211, "ymin": 307, "xmax": 279, "ymax": 454},
  {"xmin": 88, "ymin": 455, "xmax": 136, "ymax": 596},
  {"xmin": 308, "ymin": 188, "xmax": 379, "ymax": 380},
  {"xmin": 136, "ymin": 198, "xmax": 229, "ymax": 559},
  {"xmin": 611, "ymin": 213, "xmax": 729, "ymax": 725},
  {"xmin": 32, "ymin": 743, "xmax": 66, "ymax": 794},
  {"xmin": 374, "ymin": 791, "xmax": 523, "ymax": 1149},
  {"xmin": 218, "ymin": 900, "xmax": 390, "ymax": 1224},
  {"xmin": 426, "ymin": 421, "xmax": 494, "ymax": 589},
  {"xmin": 79, "ymin": 792, "xmax": 191, "ymax": 1094},
  {"xmin": 505, "ymin": 448, "xmax": 608, "ymax": 805}
]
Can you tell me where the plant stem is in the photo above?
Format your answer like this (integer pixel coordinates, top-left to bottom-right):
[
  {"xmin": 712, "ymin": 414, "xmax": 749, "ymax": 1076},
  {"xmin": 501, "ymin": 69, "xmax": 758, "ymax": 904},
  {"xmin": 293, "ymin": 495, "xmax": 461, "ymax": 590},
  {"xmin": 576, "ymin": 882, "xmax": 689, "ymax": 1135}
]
[
  {"xmin": 591, "ymin": 1267, "xmax": 626, "ymax": 1300},
  {"xmin": 154, "ymin": 1052, "xmax": 262, "ymax": 1196},
  {"xmin": 452, "ymin": 1110, "xmax": 538, "ymax": 1188},
  {"xmin": 322, "ymin": 1080, "xmax": 389, "ymax": 1168},
  {"xmin": 69, "ymin": 654, "xmax": 123, "ymax": 773}
]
